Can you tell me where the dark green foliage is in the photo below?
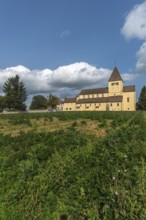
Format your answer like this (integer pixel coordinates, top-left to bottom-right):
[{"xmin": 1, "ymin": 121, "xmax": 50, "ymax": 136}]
[
  {"xmin": 3, "ymin": 75, "xmax": 27, "ymax": 111},
  {"xmin": 80, "ymin": 120, "xmax": 87, "ymax": 125},
  {"xmin": 71, "ymin": 121, "xmax": 78, "ymax": 127},
  {"xmin": 98, "ymin": 119, "xmax": 107, "ymax": 128},
  {"xmin": 0, "ymin": 111, "xmax": 146, "ymax": 219},
  {"xmin": 0, "ymin": 96, "xmax": 7, "ymax": 112},
  {"xmin": 137, "ymin": 86, "xmax": 146, "ymax": 110},
  {"xmin": 29, "ymin": 95, "xmax": 48, "ymax": 110},
  {"xmin": 48, "ymin": 94, "xmax": 60, "ymax": 109}
]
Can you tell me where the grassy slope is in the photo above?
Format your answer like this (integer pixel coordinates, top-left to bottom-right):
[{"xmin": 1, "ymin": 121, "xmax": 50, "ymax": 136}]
[{"xmin": 0, "ymin": 111, "xmax": 146, "ymax": 219}]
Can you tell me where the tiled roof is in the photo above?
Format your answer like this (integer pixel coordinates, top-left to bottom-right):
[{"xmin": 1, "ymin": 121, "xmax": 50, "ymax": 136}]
[
  {"xmin": 108, "ymin": 96, "xmax": 123, "ymax": 102},
  {"xmin": 76, "ymin": 96, "xmax": 122, "ymax": 104},
  {"xmin": 64, "ymin": 97, "xmax": 76, "ymax": 103},
  {"xmin": 79, "ymin": 87, "xmax": 108, "ymax": 95},
  {"xmin": 77, "ymin": 97, "xmax": 107, "ymax": 104},
  {"xmin": 123, "ymin": 85, "xmax": 135, "ymax": 92},
  {"xmin": 108, "ymin": 67, "xmax": 123, "ymax": 82}
]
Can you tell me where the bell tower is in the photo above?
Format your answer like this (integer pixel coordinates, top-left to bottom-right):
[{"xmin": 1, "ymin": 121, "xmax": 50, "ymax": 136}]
[{"xmin": 108, "ymin": 67, "xmax": 123, "ymax": 96}]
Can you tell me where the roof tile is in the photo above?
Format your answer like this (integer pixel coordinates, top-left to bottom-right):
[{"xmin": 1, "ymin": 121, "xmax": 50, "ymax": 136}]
[
  {"xmin": 79, "ymin": 87, "xmax": 108, "ymax": 95},
  {"xmin": 108, "ymin": 67, "xmax": 123, "ymax": 82},
  {"xmin": 123, "ymin": 85, "xmax": 135, "ymax": 92}
]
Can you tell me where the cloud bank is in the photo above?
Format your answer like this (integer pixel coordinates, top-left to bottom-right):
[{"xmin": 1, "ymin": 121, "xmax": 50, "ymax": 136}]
[
  {"xmin": 136, "ymin": 42, "xmax": 146, "ymax": 72},
  {"xmin": 121, "ymin": 1, "xmax": 146, "ymax": 73},
  {"xmin": 121, "ymin": 1, "xmax": 146, "ymax": 40},
  {"xmin": 0, "ymin": 62, "xmax": 135, "ymax": 101}
]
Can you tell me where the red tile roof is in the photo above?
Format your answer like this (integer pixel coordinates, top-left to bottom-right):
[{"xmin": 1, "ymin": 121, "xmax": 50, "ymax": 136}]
[
  {"xmin": 123, "ymin": 85, "xmax": 135, "ymax": 92},
  {"xmin": 76, "ymin": 96, "xmax": 122, "ymax": 104},
  {"xmin": 64, "ymin": 97, "xmax": 76, "ymax": 103},
  {"xmin": 108, "ymin": 67, "xmax": 123, "ymax": 82},
  {"xmin": 79, "ymin": 87, "xmax": 108, "ymax": 95}
]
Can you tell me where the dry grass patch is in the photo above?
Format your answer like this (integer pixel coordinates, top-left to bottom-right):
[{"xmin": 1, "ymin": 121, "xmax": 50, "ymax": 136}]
[{"xmin": 0, "ymin": 117, "xmax": 108, "ymax": 137}]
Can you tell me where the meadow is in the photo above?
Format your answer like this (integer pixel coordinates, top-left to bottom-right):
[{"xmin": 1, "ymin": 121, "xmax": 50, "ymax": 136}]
[{"xmin": 0, "ymin": 111, "xmax": 146, "ymax": 220}]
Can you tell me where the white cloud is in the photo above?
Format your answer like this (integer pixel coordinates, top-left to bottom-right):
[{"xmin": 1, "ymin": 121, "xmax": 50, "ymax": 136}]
[
  {"xmin": 60, "ymin": 30, "xmax": 70, "ymax": 38},
  {"xmin": 6, "ymin": 65, "xmax": 30, "ymax": 73},
  {"xmin": 122, "ymin": 73, "xmax": 138, "ymax": 81},
  {"xmin": 0, "ymin": 62, "xmax": 136, "ymax": 104},
  {"xmin": 0, "ymin": 62, "xmax": 110, "ymax": 99},
  {"xmin": 136, "ymin": 42, "xmax": 146, "ymax": 73},
  {"xmin": 121, "ymin": 1, "xmax": 146, "ymax": 40}
]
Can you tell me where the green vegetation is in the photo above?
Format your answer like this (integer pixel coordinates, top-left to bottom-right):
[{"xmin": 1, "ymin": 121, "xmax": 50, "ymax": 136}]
[
  {"xmin": 137, "ymin": 86, "xmax": 146, "ymax": 110},
  {"xmin": 2, "ymin": 75, "xmax": 27, "ymax": 111},
  {"xmin": 29, "ymin": 95, "xmax": 48, "ymax": 110},
  {"xmin": 0, "ymin": 111, "xmax": 146, "ymax": 219},
  {"xmin": 47, "ymin": 94, "xmax": 60, "ymax": 110}
]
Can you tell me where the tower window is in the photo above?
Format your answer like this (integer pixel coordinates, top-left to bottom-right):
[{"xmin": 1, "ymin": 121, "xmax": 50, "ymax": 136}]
[
  {"xmin": 111, "ymin": 82, "xmax": 119, "ymax": 86},
  {"xmin": 127, "ymin": 97, "xmax": 130, "ymax": 102}
]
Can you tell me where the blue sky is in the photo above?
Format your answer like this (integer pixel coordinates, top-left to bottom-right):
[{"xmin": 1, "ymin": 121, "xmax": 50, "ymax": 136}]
[{"xmin": 0, "ymin": 0, "xmax": 146, "ymax": 104}]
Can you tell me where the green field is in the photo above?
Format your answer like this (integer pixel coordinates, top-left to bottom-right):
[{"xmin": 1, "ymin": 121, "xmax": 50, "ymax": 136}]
[{"xmin": 0, "ymin": 111, "xmax": 146, "ymax": 219}]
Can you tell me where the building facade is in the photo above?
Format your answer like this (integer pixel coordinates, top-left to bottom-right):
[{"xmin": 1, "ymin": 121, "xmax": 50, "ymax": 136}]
[{"xmin": 62, "ymin": 67, "xmax": 136, "ymax": 111}]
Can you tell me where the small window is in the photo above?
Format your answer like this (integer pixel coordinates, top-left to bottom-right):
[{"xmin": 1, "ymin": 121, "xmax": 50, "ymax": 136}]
[
  {"xmin": 66, "ymin": 108, "xmax": 68, "ymax": 110},
  {"xmin": 112, "ymin": 82, "xmax": 119, "ymax": 86},
  {"xmin": 127, "ymin": 97, "xmax": 130, "ymax": 102},
  {"xmin": 111, "ymin": 103, "xmax": 112, "ymax": 106},
  {"xmin": 117, "ymin": 103, "xmax": 119, "ymax": 106},
  {"xmin": 96, "ymin": 94, "xmax": 99, "ymax": 97},
  {"xmin": 102, "ymin": 94, "xmax": 104, "ymax": 97},
  {"xmin": 69, "ymin": 108, "xmax": 72, "ymax": 110}
]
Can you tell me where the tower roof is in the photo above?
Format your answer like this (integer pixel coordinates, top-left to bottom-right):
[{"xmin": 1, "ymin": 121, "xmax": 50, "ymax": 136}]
[{"xmin": 108, "ymin": 66, "xmax": 123, "ymax": 82}]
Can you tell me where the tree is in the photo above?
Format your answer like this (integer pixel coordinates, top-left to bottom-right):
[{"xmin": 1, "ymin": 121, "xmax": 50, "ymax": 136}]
[
  {"xmin": 29, "ymin": 95, "xmax": 48, "ymax": 110},
  {"xmin": 0, "ymin": 96, "xmax": 7, "ymax": 112},
  {"xmin": 47, "ymin": 94, "xmax": 60, "ymax": 110},
  {"xmin": 3, "ymin": 75, "xmax": 27, "ymax": 111},
  {"xmin": 137, "ymin": 86, "xmax": 146, "ymax": 110}
]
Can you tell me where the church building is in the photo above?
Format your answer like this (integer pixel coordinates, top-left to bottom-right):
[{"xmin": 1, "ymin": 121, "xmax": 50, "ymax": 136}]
[{"xmin": 62, "ymin": 67, "xmax": 136, "ymax": 111}]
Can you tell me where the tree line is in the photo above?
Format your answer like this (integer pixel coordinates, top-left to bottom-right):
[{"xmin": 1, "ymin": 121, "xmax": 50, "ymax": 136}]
[
  {"xmin": 0, "ymin": 75, "xmax": 60, "ymax": 112},
  {"xmin": 0, "ymin": 74, "xmax": 146, "ymax": 111}
]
